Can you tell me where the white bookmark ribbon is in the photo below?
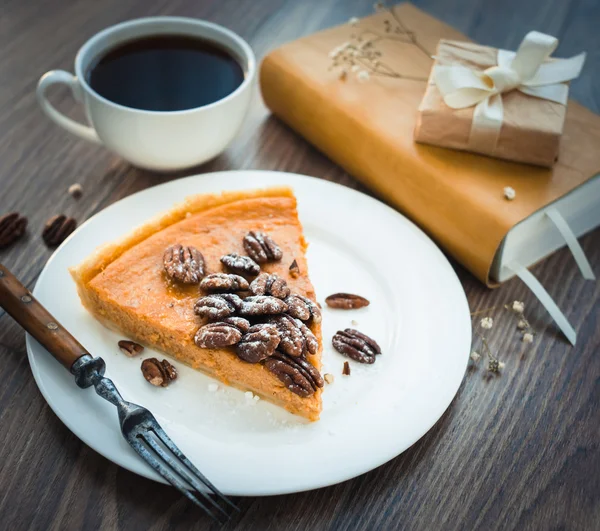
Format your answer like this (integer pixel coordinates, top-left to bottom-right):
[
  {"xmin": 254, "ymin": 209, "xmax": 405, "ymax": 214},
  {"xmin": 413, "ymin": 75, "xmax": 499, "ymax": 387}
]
[
  {"xmin": 546, "ymin": 208, "xmax": 596, "ymax": 281},
  {"xmin": 507, "ymin": 262, "xmax": 576, "ymax": 345},
  {"xmin": 434, "ymin": 32, "xmax": 586, "ymax": 154}
]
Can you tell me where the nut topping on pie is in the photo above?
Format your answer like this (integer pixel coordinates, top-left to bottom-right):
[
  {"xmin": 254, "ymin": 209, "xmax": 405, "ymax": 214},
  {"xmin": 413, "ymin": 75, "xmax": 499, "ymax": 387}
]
[
  {"xmin": 265, "ymin": 352, "xmax": 324, "ymax": 398},
  {"xmin": 250, "ymin": 273, "xmax": 290, "ymax": 299},
  {"xmin": 194, "ymin": 293, "xmax": 244, "ymax": 320},
  {"xmin": 236, "ymin": 323, "xmax": 280, "ymax": 363},
  {"xmin": 163, "ymin": 244, "xmax": 205, "ymax": 284},
  {"xmin": 284, "ymin": 294, "xmax": 322, "ymax": 323},
  {"xmin": 195, "ymin": 317, "xmax": 251, "ymax": 349},
  {"xmin": 200, "ymin": 273, "xmax": 249, "ymax": 292},
  {"xmin": 220, "ymin": 253, "xmax": 260, "ymax": 276},
  {"xmin": 239, "ymin": 295, "xmax": 288, "ymax": 316},
  {"xmin": 288, "ymin": 259, "xmax": 300, "ymax": 278},
  {"xmin": 332, "ymin": 329, "xmax": 381, "ymax": 364},
  {"xmin": 243, "ymin": 231, "xmax": 283, "ymax": 264}
]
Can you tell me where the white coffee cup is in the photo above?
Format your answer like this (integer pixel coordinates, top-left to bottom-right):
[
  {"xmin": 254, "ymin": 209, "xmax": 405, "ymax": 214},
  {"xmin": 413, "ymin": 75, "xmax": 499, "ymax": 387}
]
[{"xmin": 37, "ymin": 17, "xmax": 255, "ymax": 171}]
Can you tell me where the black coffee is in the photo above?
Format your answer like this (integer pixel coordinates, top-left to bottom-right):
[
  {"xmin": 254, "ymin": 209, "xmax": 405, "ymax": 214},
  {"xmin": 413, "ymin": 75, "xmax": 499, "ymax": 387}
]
[{"xmin": 86, "ymin": 35, "xmax": 245, "ymax": 111}]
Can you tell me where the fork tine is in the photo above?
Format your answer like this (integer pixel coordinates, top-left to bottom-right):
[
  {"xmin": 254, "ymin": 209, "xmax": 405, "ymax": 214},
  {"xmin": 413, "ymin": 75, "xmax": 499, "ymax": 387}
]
[
  {"xmin": 140, "ymin": 432, "xmax": 231, "ymax": 521},
  {"xmin": 129, "ymin": 436, "xmax": 226, "ymax": 524},
  {"xmin": 151, "ymin": 425, "xmax": 239, "ymax": 512}
]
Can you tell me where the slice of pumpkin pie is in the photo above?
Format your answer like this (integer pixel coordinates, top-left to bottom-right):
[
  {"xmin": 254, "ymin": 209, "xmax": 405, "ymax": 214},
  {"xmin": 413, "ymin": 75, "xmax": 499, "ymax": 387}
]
[{"xmin": 70, "ymin": 187, "xmax": 324, "ymax": 421}]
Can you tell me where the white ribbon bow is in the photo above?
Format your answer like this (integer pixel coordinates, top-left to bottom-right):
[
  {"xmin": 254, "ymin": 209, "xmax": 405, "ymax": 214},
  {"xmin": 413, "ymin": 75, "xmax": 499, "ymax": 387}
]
[{"xmin": 434, "ymin": 32, "xmax": 586, "ymax": 154}]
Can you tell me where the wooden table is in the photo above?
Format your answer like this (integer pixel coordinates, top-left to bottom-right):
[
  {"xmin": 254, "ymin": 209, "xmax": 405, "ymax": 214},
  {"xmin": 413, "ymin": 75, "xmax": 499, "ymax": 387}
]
[{"xmin": 1, "ymin": 0, "xmax": 598, "ymax": 529}]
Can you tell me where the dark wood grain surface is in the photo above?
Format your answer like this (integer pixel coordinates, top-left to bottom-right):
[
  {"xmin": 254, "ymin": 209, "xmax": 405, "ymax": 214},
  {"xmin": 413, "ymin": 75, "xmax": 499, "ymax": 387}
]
[{"xmin": 0, "ymin": 0, "xmax": 598, "ymax": 529}]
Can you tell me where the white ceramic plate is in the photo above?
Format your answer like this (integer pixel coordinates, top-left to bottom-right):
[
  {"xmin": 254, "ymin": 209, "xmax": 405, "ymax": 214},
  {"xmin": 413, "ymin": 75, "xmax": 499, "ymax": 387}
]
[{"xmin": 27, "ymin": 170, "xmax": 471, "ymax": 496}]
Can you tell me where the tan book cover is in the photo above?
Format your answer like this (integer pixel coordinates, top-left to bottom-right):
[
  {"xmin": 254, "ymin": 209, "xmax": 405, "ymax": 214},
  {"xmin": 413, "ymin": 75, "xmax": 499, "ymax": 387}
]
[{"xmin": 259, "ymin": 3, "xmax": 600, "ymax": 286}]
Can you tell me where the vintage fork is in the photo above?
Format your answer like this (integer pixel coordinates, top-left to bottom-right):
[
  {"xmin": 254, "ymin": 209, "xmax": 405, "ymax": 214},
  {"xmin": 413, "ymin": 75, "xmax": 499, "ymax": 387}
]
[{"xmin": 0, "ymin": 264, "xmax": 238, "ymax": 523}]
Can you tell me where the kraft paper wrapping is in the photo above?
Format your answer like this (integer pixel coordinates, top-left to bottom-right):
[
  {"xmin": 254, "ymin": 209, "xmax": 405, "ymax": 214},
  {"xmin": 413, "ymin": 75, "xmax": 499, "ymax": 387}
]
[
  {"xmin": 260, "ymin": 3, "xmax": 600, "ymax": 286},
  {"xmin": 414, "ymin": 40, "xmax": 565, "ymax": 167}
]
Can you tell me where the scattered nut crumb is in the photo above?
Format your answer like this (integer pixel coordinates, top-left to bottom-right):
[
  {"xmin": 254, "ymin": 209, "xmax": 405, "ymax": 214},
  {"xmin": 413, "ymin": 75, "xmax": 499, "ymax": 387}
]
[
  {"xmin": 522, "ymin": 332, "xmax": 534, "ymax": 343},
  {"xmin": 168, "ymin": 302, "xmax": 174, "ymax": 308},
  {"xmin": 244, "ymin": 391, "xmax": 254, "ymax": 401},
  {"xmin": 185, "ymin": 212, "xmax": 192, "ymax": 218},
  {"xmin": 504, "ymin": 186, "xmax": 516, "ymax": 200},
  {"xmin": 289, "ymin": 259, "xmax": 300, "ymax": 278},
  {"xmin": 118, "ymin": 339, "xmax": 144, "ymax": 357},
  {"xmin": 68, "ymin": 183, "xmax": 83, "ymax": 198},
  {"xmin": 208, "ymin": 383, "xmax": 219, "ymax": 392},
  {"xmin": 351, "ymin": 319, "xmax": 358, "ymax": 326},
  {"xmin": 324, "ymin": 373, "xmax": 334, "ymax": 384},
  {"xmin": 342, "ymin": 361, "xmax": 351, "ymax": 376},
  {"xmin": 470, "ymin": 351, "xmax": 481, "ymax": 362}
]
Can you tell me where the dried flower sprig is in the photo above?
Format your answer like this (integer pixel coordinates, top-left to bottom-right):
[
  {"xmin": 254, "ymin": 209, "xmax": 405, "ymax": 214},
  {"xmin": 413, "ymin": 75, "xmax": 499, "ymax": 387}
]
[{"xmin": 329, "ymin": 1, "xmax": 431, "ymax": 82}]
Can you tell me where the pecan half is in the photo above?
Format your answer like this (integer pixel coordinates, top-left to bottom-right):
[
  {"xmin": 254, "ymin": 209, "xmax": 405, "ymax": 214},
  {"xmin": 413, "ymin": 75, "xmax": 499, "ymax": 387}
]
[
  {"xmin": 239, "ymin": 295, "xmax": 288, "ymax": 316},
  {"xmin": 284, "ymin": 294, "xmax": 322, "ymax": 323},
  {"xmin": 243, "ymin": 231, "xmax": 283, "ymax": 264},
  {"xmin": 42, "ymin": 214, "xmax": 76, "ymax": 247},
  {"xmin": 269, "ymin": 314, "xmax": 318, "ymax": 357},
  {"xmin": 289, "ymin": 259, "xmax": 300, "ymax": 278},
  {"xmin": 220, "ymin": 253, "xmax": 260, "ymax": 277},
  {"xmin": 163, "ymin": 244, "xmax": 205, "ymax": 284},
  {"xmin": 236, "ymin": 323, "xmax": 280, "ymax": 363},
  {"xmin": 250, "ymin": 273, "xmax": 290, "ymax": 299},
  {"xmin": 325, "ymin": 293, "xmax": 370, "ymax": 309},
  {"xmin": 194, "ymin": 293, "xmax": 243, "ymax": 320},
  {"xmin": 200, "ymin": 273, "xmax": 249, "ymax": 292},
  {"xmin": 265, "ymin": 352, "xmax": 324, "ymax": 398},
  {"xmin": 118, "ymin": 339, "xmax": 144, "ymax": 357},
  {"xmin": 0, "ymin": 212, "xmax": 27, "ymax": 248},
  {"xmin": 332, "ymin": 329, "xmax": 381, "ymax": 364},
  {"xmin": 194, "ymin": 317, "xmax": 250, "ymax": 349},
  {"xmin": 141, "ymin": 358, "xmax": 177, "ymax": 387}
]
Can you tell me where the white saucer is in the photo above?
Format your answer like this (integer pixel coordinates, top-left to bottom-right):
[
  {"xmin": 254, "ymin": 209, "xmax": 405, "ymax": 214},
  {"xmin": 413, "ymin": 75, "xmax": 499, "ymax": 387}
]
[{"xmin": 27, "ymin": 170, "xmax": 471, "ymax": 496}]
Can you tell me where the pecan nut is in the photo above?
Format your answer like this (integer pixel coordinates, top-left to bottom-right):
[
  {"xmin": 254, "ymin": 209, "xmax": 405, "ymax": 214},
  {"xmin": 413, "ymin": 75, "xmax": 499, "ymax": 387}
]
[
  {"xmin": 0, "ymin": 212, "xmax": 27, "ymax": 248},
  {"xmin": 243, "ymin": 231, "xmax": 283, "ymax": 264},
  {"xmin": 42, "ymin": 214, "xmax": 76, "ymax": 247},
  {"xmin": 118, "ymin": 339, "xmax": 144, "ymax": 357},
  {"xmin": 265, "ymin": 352, "xmax": 324, "ymax": 398},
  {"xmin": 141, "ymin": 358, "xmax": 177, "ymax": 387},
  {"xmin": 194, "ymin": 317, "xmax": 250, "ymax": 349},
  {"xmin": 236, "ymin": 323, "xmax": 280, "ymax": 363},
  {"xmin": 200, "ymin": 273, "xmax": 249, "ymax": 292},
  {"xmin": 250, "ymin": 273, "xmax": 290, "ymax": 299},
  {"xmin": 284, "ymin": 294, "xmax": 322, "ymax": 323},
  {"xmin": 332, "ymin": 329, "xmax": 381, "ymax": 364},
  {"xmin": 163, "ymin": 244, "xmax": 205, "ymax": 284},
  {"xmin": 194, "ymin": 293, "xmax": 243, "ymax": 320},
  {"xmin": 325, "ymin": 293, "xmax": 370, "ymax": 309},
  {"xmin": 269, "ymin": 314, "xmax": 318, "ymax": 357},
  {"xmin": 220, "ymin": 253, "xmax": 260, "ymax": 276},
  {"xmin": 239, "ymin": 295, "xmax": 288, "ymax": 316}
]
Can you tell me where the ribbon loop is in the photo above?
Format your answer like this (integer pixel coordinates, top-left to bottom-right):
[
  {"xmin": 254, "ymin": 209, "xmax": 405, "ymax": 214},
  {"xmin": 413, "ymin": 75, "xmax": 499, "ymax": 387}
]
[{"xmin": 433, "ymin": 32, "xmax": 585, "ymax": 156}]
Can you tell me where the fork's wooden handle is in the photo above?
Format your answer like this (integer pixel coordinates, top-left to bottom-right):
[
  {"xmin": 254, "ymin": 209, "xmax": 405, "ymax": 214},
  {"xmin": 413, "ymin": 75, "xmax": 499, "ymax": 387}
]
[{"xmin": 0, "ymin": 264, "xmax": 88, "ymax": 369}]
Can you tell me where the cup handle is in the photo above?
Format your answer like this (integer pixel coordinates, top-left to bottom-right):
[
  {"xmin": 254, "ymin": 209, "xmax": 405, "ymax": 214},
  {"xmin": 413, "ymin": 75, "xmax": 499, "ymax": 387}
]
[{"xmin": 36, "ymin": 70, "xmax": 101, "ymax": 144}]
